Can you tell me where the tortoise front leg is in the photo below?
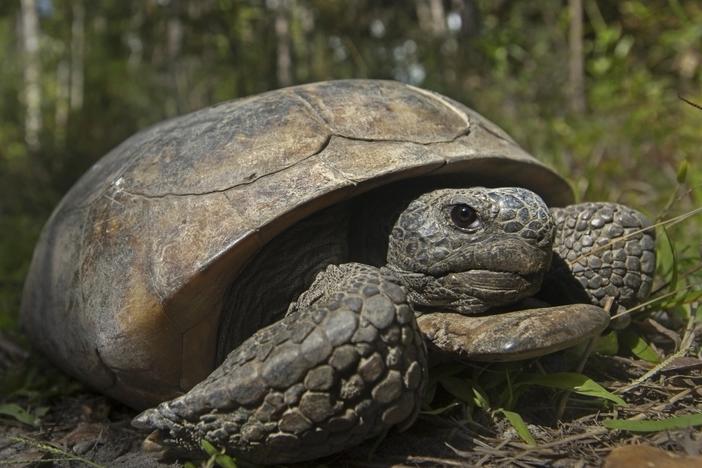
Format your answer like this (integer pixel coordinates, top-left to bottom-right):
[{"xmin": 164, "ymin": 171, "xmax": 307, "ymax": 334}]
[
  {"xmin": 542, "ymin": 202, "xmax": 656, "ymax": 310},
  {"xmin": 133, "ymin": 263, "xmax": 426, "ymax": 465}
]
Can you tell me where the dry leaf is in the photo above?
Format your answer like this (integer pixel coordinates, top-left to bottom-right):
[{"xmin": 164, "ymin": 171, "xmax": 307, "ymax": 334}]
[{"xmin": 605, "ymin": 444, "xmax": 702, "ymax": 468}]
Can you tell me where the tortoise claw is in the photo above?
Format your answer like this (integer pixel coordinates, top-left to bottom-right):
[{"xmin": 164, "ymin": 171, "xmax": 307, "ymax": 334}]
[{"xmin": 132, "ymin": 410, "xmax": 154, "ymax": 430}]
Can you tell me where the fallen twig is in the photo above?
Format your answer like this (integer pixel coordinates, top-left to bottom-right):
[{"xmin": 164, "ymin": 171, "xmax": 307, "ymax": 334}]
[
  {"xmin": 617, "ymin": 315, "xmax": 697, "ymax": 394},
  {"xmin": 10, "ymin": 435, "xmax": 106, "ymax": 468}
]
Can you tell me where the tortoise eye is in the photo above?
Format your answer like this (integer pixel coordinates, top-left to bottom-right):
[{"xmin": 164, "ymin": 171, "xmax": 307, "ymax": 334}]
[{"xmin": 450, "ymin": 204, "xmax": 480, "ymax": 230}]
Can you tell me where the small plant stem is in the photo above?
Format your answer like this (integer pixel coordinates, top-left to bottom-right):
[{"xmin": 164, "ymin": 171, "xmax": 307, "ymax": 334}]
[
  {"xmin": 616, "ymin": 313, "xmax": 697, "ymax": 394},
  {"xmin": 611, "ymin": 284, "xmax": 695, "ymax": 320},
  {"xmin": 474, "ymin": 439, "xmax": 510, "ymax": 466},
  {"xmin": 555, "ymin": 298, "xmax": 614, "ymax": 420},
  {"xmin": 554, "ymin": 335, "xmax": 597, "ymax": 420},
  {"xmin": 679, "ymin": 94, "xmax": 702, "ymax": 110},
  {"xmin": 568, "ymin": 206, "xmax": 702, "ymax": 266},
  {"xmin": 651, "ymin": 262, "xmax": 702, "ymax": 296},
  {"xmin": 10, "ymin": 435, "xmax": 106, "ymax": 468}
]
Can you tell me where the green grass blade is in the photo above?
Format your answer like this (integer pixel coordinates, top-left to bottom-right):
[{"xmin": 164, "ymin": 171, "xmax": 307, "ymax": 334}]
[
  {"xmin": 497, "ymin": 409, "xmax": 536, "ymax": 446},
  {"xmin": 472, "ymin": 385, "xmax": 490, "ymax": 410},
  {"xmin": 593, "ymin": 330, "xmax": 619, "ymax": 355},
  {"xmin": 603, "ymin": 413, "xmax": 702, "ymax": 432},
  {"xmin": 421, "ymin": 401, "xmax": 462, "ymax": 415},
  {"xmin": 518, "ymin": 373, "xmax": 626, "ymax": 406},
  {"xmin": 10, "ymin": 436, "xmax": 106, "ymax": 468},
  {"xmin": 677, "ymin": 289, "xmax": 702, "ymax": 304},
  {"xmin": 200, "ymin": 440, "xmax": 238, "ymax": 468},
  {"xmin": 0, "ymin": 403, "xmax": 38, "ymax": 427},
  {"xmin": 201, "ymin": 439, "xmax": 219, "ymax": 457},
  {"xmin": 619, "ymin": 330, "xmax": 661, "ymax": 363},
  {"xmin": 439, "ymin": 376, "xmax": 476, "ymax": 406},
  {"xmin": 215, "ymin": 454, "xmax": 238, "ymax": 468},
  {"xmin": 676, "ymin": 159, "xmax": 688, "ymax": 184},
  {"xmin": 659, "ymin": 226, "xmax": 678, "ymax": 292}
]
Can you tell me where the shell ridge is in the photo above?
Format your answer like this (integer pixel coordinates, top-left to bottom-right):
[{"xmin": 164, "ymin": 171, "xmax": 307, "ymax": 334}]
[
  {"xmin": 477, "ymin": 121, "xmax": 519, "ymax": 146},
  {"xmin": 118, "ymin": 134, "xmax": 334, "ymax": 199},
  {"xmin": 289, "ymin": 89, "xmax": 335, "ymax": 132},
  {"xmin": 115, "ymin": 133, "xmax": 470, "ymax": 199},
  {"xmin": 314, "ymin": 144, "xmax": 362, "ymax": 185},
  {"xmin": 405, "ymin": 84, "xmax": 471, "ymax": 129},
  {"xmin": 328, "ymin": 129, "xmax": 471, "ymax": 146}
]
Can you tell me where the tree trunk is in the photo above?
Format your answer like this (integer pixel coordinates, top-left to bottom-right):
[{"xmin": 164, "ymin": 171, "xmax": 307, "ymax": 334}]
[
  {"xmin": 429, "ymin": 0, "xmax": 446, "ymax": 34},
  {"xmin": 55, "ymin": 60, "xmax": 70, "ymax": 147},
  {"xmin": 416, "ymin": 0, "xmax": 446, "ymax": 35},
  {"xmin": 167, "ymin": 1, "xmax": 184, "ymax": 114},
  {"xmin": 568, "ymin": 0, "xmax": 586, "ymax": 114},
  {"xmin": 70, "ymin": 1, "xmax": 85, "ymax": 112},
  {"xmin": 20, "ymin": 0, "xmax": 41, "ymax": 151},
  {"xmin": 275, "ymin": 1, "xmax": 292, "ymax": 87}
]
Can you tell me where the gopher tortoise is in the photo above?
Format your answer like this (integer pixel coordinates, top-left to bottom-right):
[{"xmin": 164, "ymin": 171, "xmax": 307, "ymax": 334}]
[{"xmin": 21, "ymin": 80, "xmax": 656, "ymax": 464}]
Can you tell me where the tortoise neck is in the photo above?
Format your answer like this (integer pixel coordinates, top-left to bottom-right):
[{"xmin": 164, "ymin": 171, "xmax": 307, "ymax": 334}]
[
  {"xmin": 348, "ymin": 190, "xmax": 415, "ymax": 267},
  {"xmin": 216, "ymin": 206, "xmax": 350, "ymax": 364}
]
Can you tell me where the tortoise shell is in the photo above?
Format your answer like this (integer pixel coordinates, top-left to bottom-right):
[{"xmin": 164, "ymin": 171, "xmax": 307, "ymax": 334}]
[{"xmin": 21, "ymin": 80, "xmax": 572, "ymax": 409}]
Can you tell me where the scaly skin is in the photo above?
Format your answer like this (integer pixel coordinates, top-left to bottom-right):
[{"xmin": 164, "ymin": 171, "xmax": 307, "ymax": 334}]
[
  {"xmin": 386, "ymin": 187, "xmax": 554, "ymax": 314},
  {"xmin": 542, "ymin": 203, "xmax": 655, "ymax": 310},
  {"xmin": 133, "ymin": 187, "xmax": 655, "ymax": 465},
  {"xmin": 134, "ymin": 264, "xmax": 426, "ymax": 465}
]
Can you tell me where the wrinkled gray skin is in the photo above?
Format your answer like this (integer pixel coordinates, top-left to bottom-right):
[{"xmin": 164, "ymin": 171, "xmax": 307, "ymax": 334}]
[
  {"xmin": 133, "ymin": 187, "xmax": 655, "ymax": 465},
  {"xmin": 386, "ymin": 188, "xmax": 554, "ymax": 314}
]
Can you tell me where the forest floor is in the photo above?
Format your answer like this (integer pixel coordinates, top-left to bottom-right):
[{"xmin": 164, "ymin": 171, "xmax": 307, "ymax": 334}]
[{"xmin": 1, "ymin": 319, "xmax": 701, "ymax": 468}]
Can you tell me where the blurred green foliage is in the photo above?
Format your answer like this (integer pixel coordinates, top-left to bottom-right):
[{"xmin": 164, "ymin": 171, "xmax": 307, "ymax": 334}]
[{"xmin": 0, "ymin": 0, "xmax": 700, "ymax": 330}]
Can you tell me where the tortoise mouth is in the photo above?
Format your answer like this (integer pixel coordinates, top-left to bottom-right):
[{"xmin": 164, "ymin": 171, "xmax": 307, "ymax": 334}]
[
  {"xmin": 442, "ymin": 270, "xmax": 541, "ymax": 295},
  {"xmin": 437, "ymin": 269, "xmax": 544, "ymax": 307},
  {"xmin": 397, "ymin": 266, "xmax": 547, "ymax": 317}
]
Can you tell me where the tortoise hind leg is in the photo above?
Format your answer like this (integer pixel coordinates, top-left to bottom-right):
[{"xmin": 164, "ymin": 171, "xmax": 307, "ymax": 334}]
[
  {"xmin": 542, "ymin": 202, "xmax": 656, "ymax": 311},
  {"xmin": 133, "ymin": 263, "xmax": 426, "ymax": 465}
]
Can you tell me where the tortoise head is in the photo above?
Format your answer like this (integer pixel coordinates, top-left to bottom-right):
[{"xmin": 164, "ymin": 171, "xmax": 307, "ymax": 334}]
[{"xmin": 386, "ymin": 187, "xmax": 556, "ymax": 315}]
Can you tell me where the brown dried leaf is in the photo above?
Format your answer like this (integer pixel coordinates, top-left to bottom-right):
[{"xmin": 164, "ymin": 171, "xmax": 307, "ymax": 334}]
[{"xmin": 604, "ymin": 444, "xmax": 702, "ymax": 468}]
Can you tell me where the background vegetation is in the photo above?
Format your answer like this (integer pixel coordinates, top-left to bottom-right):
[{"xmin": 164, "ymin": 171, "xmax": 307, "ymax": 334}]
[{"xmin": 1, "ymin": 0, "xmax": 700, "ymax": 331}]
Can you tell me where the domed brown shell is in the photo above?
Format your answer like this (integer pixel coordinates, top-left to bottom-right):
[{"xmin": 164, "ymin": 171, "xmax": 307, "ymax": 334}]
[{"xmin": 21, "ymin": 80, "xmax": 573, "ymax": 409}]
